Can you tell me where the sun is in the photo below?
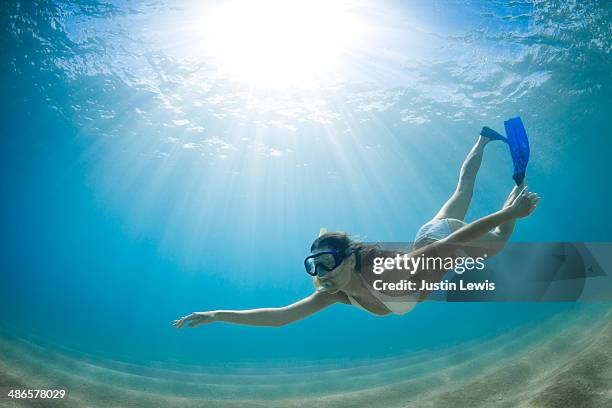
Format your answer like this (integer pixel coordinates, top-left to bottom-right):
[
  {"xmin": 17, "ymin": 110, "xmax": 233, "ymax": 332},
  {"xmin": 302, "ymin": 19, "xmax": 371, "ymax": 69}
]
[{"xmin": 186, "ymin": 0, "xmax": 368, "ymax": 89}]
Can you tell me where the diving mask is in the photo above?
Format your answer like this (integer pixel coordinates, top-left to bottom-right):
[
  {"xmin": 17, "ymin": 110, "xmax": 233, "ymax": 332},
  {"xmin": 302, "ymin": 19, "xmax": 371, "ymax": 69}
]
[{"xmin": 304, "ymin": 247, "xmax": 355, "ymax": 277}]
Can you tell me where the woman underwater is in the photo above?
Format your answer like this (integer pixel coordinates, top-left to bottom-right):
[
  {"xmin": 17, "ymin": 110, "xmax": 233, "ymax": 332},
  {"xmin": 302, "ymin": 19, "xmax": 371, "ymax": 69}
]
[{"xmin": 173, "ymin": 130, "xmax": 540, "ymax": 328}]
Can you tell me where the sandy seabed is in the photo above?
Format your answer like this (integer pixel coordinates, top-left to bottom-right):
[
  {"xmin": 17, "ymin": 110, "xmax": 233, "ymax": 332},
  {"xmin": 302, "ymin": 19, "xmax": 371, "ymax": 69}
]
[{"xmin": 1, "ymin": 305, "xmax": 611, "ymax": 408}]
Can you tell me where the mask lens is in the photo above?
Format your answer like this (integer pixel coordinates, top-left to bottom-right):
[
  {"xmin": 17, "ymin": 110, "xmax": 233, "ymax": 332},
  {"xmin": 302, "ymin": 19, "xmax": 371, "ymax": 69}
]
[
  {"xmin": 315, "ymin": 253, "xmax": 336, "ymax": 270},
  {"xmin": 304, "ymin": 250, "xmax": 340, "ymax": 276},
  {"xmin": 305, "ymin": 258, "xmax": 317, "ymax": 275}
]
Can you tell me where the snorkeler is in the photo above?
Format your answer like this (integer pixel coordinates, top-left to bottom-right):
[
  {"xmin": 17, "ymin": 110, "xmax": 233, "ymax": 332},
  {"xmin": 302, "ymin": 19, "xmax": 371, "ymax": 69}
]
[{"xmin": 173, "ymin": 126, "xmax": 539, "ymax": 328}]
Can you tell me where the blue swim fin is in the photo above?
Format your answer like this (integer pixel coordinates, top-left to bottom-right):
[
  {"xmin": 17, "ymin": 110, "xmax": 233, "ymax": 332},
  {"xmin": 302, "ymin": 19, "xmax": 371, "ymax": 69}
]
[
  {"xmin": 480, "ymin": 126, "xmax": 507, "ymax": 142},
  {"xmin": 503, "ymin": 116, "xmax": 530, "ymax": 186}
]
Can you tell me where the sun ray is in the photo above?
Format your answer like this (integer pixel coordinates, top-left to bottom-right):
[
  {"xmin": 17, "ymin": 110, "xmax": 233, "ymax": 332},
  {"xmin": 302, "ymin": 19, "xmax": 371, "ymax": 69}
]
[{"xmin": 176, "ymin": 0, "xmax": 370, "ymax": 89}]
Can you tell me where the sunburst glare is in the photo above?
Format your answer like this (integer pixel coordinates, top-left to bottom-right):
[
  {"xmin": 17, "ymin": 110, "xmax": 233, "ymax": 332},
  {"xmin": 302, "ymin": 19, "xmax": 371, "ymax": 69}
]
[{"xmin": 179, "ymin": 0, "xmax": 370, "ymax": 89}]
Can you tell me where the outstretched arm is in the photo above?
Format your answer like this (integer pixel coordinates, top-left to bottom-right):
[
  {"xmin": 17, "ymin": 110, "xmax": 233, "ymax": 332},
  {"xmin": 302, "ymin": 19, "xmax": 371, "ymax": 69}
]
[
  {"xmin": 410, "ymin": 187, "xmax": 539, "ymax": 261},
  {"xmin": 173, "ymin": 290, "xmax": 341, "ymax": 328},
  {"xmin": 405, "ymin": 188, "xmax": 539, "ymax": 301}
]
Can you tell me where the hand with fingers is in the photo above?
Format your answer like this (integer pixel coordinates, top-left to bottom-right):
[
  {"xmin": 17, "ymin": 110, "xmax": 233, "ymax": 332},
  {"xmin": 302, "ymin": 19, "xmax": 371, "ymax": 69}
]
[
  {"xmin": 173, "ymin": 311, "xmax": 217, "ymax": 329},
  {"xmin": 507, "ymin": 185, "xmax": 540, "ymax": 218}
]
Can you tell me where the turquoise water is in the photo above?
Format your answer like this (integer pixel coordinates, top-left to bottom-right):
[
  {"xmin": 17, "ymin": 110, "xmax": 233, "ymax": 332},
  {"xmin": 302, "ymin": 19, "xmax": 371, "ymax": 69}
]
[{"xmin": 1, "ymin": 1, "xmax": 611, "ymax": 406}]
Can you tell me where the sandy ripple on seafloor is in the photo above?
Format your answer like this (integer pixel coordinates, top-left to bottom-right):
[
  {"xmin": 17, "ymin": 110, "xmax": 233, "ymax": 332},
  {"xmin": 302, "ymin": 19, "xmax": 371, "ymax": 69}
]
[{"xmin": 0, "ymin": 305, "xmax": 611, "ymax": 408}]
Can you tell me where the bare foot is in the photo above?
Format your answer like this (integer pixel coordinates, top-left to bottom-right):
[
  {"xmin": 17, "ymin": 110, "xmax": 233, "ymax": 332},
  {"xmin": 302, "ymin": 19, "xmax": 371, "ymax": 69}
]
[{"xmin": 507, "ymin": 186, "xmax": 540, "ymax": 218}]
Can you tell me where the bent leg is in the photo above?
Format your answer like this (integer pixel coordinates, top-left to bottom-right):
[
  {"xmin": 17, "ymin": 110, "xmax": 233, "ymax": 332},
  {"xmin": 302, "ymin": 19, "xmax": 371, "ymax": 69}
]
[
  {"xmin": 418, "ymin": 185, "xmax": 525, "ymax": 302},
  {"xmin": 434, "ymin": 136, "xmax": 490, "ymax": 221}
]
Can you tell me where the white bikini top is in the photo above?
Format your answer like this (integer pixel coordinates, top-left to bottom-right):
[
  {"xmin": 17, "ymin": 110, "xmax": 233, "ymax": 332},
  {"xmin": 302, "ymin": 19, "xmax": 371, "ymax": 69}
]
[{"xmin": 346, "ymin": 274, "xmax": 419, "ymax": 316}]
